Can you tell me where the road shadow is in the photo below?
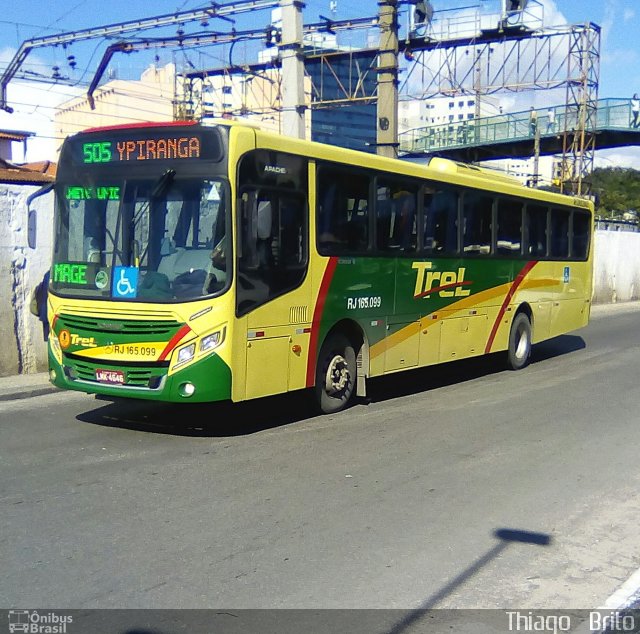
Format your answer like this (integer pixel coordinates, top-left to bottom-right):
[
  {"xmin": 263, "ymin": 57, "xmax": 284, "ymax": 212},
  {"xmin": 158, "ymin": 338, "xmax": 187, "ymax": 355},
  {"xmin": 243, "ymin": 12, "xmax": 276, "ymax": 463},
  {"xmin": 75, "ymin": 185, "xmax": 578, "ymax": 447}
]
[
  {"xmin": 530, "ymin": 333, "xmax": 585, "ymax": 363},
  {"xmin": 383, "ymin": 528, "xmax": 554, "ymax": 634},
  {"xmin": 75, "ymin": 388, "xmax": 318, "ymax": 437},
  {"xmin": 76, "ymin": 334, "xmax": 585, "ymax": 437},
  {"xmin": 366, "ymin": 334, "xmax": 586, "ymax": 405},
  {"xmin": 69, "ymin": 529, "xmax": 554, "ymax": 633}
]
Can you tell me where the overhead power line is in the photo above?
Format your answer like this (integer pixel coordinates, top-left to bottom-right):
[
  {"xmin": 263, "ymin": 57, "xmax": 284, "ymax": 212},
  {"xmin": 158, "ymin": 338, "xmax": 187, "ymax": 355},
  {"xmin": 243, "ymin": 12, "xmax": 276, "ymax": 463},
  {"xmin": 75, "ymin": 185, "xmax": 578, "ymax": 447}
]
[{"xmin": 0, "ymin": 0, "xmax": 281, "ymax": 112}]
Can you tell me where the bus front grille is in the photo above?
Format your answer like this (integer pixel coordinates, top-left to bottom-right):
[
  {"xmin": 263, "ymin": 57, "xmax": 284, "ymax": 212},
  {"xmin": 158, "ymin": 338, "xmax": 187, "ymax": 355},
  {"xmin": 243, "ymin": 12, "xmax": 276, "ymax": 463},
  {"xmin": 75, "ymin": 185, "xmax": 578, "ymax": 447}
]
[
  {"xmin": 70, "ymin": 359, "xmax": 163, "ymax": 388},
  {"xmin": 59, "ymin": 313, "xmax": 182, "ymax": 336}
]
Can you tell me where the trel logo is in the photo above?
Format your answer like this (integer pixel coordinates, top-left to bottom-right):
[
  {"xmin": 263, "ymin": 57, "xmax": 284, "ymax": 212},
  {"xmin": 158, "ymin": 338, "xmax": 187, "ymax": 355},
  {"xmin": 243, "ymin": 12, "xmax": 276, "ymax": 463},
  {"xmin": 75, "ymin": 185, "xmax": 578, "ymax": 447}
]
[
  {"xmin": 58, "ymin": 330, "xmax": 97, "ymax": 349},
  {"xmin": 412, "ymin": 262, "xmax": 472, "ymax": 299}
]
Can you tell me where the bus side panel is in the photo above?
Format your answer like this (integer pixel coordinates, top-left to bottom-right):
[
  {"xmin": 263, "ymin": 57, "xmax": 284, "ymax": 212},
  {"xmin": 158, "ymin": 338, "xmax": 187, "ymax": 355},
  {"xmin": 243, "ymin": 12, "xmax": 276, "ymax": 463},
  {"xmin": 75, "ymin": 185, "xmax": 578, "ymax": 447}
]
[
  {"xmin": 316, "ymin": 256, "xmax": 396, "ymax": 379},
  {"xmin": 548, "ymin": 260, "xmax": 592, "ymax": 339},
  {"xmin": 394, "ymin": 256, "xmax": 514, "ymax": 363}
]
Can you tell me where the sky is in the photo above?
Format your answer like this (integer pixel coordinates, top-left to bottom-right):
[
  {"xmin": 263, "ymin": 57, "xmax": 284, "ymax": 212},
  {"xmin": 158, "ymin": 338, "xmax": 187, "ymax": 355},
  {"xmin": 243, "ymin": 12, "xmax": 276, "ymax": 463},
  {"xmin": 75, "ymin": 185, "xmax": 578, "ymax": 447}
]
[{"xmin": 0, "ymin": 0, "xmax": 639, "ymax": 165}]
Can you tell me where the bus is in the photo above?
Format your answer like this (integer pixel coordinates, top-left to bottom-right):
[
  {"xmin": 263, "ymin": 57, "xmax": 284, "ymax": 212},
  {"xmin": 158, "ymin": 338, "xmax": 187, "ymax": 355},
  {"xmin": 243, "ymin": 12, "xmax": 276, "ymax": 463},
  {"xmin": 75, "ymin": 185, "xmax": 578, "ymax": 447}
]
[{"xmin": 38, "ymin": 119, "xmax": 593, "ymax": 414}]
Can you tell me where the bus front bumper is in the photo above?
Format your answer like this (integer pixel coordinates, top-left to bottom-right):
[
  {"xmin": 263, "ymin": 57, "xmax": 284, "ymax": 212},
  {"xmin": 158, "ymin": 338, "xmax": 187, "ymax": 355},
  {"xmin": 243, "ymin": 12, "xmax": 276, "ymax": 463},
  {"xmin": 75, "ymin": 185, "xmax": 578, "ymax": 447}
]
[{"xmin": 49, "ymin": 349, "xmax": 232, "ymax": 404}]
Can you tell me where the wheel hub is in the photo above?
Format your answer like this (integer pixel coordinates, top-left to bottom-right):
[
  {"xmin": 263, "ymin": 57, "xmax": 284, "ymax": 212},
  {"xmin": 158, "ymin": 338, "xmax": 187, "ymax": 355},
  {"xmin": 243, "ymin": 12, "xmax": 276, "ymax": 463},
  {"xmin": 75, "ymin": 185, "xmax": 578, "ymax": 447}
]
[
  {"xmin": 515, "ymin": 327, "xmax": 529, "ymax": 359},
  {"xmin": 325, "ymin": 355, "xmax": 350, "ymax": 394}
]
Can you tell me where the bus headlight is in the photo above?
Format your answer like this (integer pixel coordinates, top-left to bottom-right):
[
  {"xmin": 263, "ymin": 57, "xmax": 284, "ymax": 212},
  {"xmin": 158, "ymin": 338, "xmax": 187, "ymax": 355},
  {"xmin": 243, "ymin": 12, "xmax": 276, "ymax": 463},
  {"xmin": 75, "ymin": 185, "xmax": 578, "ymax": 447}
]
[
  {"xmin": 200, "ymin": 328, "xmax": 224, "ymax": 353},
  {"xmin": 178, "ymin": 382, "xmax": 196, "ymax": 398},
  {"xmin": 176, "ymin": 343, "xmax": 196, "ymax": 366}
]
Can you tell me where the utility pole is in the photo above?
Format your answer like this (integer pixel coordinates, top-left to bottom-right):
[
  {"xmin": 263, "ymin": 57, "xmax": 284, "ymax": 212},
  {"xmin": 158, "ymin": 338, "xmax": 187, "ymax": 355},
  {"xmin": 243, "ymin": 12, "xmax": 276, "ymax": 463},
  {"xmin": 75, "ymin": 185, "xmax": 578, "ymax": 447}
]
[
  {"xmin": 532, "ymin": 122, "xmax": 540, "ymax": 187},
  {"xmin": 279, "ymin": 0, "xmax": 306, "ymax": 139},
  {"xmin": 376, "ymin": 0, "xmax": 399, "ymax": 158},
  {"xmin": 0, "ymin": 0, "xmax": 280, "ymax": 113}
]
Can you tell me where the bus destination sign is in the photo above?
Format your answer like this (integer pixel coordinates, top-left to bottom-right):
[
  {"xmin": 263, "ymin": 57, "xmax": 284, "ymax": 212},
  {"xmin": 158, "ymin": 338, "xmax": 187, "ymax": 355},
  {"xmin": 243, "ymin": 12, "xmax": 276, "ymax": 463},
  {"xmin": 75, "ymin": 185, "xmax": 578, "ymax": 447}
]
[{"xmin": 81, "ymin": 135, "xmax": 201, "ymax": 164}]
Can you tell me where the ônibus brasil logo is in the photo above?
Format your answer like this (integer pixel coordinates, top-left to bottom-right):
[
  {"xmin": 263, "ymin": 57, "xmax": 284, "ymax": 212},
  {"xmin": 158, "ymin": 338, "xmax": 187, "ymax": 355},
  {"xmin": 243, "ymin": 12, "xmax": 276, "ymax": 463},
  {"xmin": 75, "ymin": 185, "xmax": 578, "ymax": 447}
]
[{"xmin": 8, "ymin": 610, "xmax": 72, "ymax": 634}]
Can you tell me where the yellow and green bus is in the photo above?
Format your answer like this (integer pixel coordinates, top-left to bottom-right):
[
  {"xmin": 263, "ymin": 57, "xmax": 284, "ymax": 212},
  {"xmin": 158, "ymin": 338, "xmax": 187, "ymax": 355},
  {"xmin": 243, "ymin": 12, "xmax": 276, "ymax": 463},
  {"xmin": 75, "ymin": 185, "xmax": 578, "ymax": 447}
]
[{"xmin": 42, "ymin": 119, "xmax": 593, "ymax": 413}]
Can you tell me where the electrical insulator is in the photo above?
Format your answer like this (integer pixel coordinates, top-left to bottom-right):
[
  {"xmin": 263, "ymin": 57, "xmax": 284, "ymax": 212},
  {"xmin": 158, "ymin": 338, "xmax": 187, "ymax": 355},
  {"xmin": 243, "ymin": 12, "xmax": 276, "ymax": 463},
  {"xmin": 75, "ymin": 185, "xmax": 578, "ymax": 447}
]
[
  {"xmin": 508, "ymin": 0, "xmax": 528, "ymax": 11},
  {"xmin": 265, "ymin": 24, "xmax": 280, "ymax": 47}
]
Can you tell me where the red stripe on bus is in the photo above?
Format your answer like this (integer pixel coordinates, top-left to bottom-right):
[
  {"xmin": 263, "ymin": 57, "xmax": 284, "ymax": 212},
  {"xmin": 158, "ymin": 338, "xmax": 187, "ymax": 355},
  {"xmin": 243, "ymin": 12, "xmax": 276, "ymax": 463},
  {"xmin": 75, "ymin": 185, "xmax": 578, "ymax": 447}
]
[
  {"xmin": 306, "ymin": 257, "xmax": 339, "ymax": 387},
  {"xmin": 158, "ymin": 324, "xmax": 193, "ymax": 362},
  {"xmin": 484, "ymin": 260, "xmax": 538, "ymax": 354}
]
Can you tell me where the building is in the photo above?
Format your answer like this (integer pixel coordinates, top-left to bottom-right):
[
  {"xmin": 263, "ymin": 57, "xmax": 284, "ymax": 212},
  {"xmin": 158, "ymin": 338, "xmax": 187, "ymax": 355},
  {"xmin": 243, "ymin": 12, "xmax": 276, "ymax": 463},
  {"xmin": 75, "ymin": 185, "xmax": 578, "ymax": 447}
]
[
  {"xmin": 55, "ymin": 63, "xmax": 176, "ymax": 147},
  {"xmin": 0, "ymin": 158, "xmax": 56, "ymax": 376},
  {"xmin": 480, "ymin": 155, "xmax": 563, "ymax": 188},
  {"xmin": 399, "ymin": 95, "xmax": 480, "ymax": 133},
  {"xmin": 0, "ymin": 130, "xmax": 34, "ymax": 161}
]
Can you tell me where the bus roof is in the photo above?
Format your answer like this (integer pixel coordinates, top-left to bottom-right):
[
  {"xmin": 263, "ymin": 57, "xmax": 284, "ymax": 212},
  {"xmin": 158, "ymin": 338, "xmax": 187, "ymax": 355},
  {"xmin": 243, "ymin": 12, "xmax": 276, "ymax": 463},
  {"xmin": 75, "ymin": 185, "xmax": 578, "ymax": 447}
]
[{"xmin": 70, "ymin": 118, "xmax": 592, "ymax": 210}]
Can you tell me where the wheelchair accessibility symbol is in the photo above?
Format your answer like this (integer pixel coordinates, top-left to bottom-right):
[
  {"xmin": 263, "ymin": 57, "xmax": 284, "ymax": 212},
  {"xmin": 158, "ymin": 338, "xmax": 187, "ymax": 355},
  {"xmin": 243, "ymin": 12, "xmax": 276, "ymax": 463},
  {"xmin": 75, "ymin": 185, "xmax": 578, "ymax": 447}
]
[{"xmin": 112, "ymin": 266, "xmax": 139, "ymax": 298}]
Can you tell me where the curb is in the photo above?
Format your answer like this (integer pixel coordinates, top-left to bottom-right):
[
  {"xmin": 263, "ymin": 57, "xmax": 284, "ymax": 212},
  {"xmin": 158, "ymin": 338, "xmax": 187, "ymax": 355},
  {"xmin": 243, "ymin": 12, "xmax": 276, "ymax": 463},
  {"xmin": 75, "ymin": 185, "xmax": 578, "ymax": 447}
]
[{"xmin": 0, "ymin": 386, "xmax": 61, "ymax": 402}]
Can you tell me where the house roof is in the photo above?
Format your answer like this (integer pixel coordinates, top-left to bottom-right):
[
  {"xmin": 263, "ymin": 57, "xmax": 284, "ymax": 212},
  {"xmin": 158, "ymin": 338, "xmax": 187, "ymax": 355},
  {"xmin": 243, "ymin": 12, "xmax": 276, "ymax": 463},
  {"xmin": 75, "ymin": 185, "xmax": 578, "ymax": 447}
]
[
  {"xmin": 0, "ymin": 129, "xmax": 35, "ymax": 142},
  {"xmin": 0, "ymin": 158, "xmax": 56, "ymax": 185}
]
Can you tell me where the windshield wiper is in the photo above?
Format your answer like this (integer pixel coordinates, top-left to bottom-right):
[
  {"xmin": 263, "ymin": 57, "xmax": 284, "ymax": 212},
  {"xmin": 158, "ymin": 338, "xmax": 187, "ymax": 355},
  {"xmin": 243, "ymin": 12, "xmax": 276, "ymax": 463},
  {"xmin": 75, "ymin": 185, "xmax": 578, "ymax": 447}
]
[{"xmin": 151, "ymin": 169, "xmax": 176, "ymax": 199}]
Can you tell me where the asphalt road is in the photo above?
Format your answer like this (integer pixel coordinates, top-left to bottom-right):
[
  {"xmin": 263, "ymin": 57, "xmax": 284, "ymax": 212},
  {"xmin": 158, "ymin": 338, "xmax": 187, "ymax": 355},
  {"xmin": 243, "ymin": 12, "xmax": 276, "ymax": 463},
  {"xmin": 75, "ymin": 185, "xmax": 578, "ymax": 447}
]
[{"xmin": 2, "ymin": 303, "xmax": 640, "ymax": 616}]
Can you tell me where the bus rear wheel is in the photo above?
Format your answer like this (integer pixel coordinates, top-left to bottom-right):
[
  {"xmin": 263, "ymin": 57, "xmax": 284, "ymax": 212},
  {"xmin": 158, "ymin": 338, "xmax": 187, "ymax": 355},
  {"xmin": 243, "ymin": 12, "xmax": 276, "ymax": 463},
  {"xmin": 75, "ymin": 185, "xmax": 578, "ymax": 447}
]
[
  {"xmin": 506, "ymin": 313, "xmax": 532, "ymax": 370},
  {"xmin": 314, "ymin": 333, "xmax": 356, "ymax": 414}
]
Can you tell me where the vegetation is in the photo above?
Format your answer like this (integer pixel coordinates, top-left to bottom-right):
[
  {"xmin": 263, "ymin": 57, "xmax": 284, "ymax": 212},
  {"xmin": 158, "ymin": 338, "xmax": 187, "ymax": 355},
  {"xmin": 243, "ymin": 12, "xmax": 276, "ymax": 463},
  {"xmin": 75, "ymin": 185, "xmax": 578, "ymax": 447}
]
[{"xmin": 590, "ymin": 167, "xmax": 640, "ymax": 221}]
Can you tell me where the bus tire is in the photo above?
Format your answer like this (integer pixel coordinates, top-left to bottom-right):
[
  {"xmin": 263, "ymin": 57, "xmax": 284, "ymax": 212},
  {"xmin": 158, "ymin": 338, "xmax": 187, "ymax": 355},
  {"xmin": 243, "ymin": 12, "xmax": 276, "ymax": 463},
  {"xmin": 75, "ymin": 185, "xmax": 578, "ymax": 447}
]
[
  {"xmin": 506, "ymin": 312, "xmax": 532, "ymax": 370},
  {"xmin": 314, "ymin": 333, "xmax": 356, "ymax": 414}
]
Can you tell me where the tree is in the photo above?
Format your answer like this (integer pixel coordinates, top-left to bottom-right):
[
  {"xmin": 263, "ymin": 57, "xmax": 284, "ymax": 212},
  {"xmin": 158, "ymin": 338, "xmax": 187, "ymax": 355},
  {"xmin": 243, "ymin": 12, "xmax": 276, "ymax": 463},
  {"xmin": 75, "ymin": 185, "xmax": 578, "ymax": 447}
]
[{"xmin": 590, "ymin": 167, "xmax": 640, "ymax": 221}]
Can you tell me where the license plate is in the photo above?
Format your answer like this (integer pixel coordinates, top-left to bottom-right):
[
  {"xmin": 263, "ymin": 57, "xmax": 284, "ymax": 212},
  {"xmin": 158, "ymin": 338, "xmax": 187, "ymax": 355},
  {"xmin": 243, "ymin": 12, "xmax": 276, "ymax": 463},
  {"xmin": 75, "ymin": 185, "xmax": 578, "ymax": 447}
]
[{"xmin": 95, "ymin": 369, "xmax": 125, "ymax": 384}]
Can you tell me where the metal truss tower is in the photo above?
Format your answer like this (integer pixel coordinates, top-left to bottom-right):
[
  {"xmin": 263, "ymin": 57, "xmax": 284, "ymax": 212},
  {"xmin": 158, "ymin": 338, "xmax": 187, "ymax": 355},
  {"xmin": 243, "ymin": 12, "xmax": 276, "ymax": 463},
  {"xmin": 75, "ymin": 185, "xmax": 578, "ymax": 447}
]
[
  {"xmin": 400, "ymin": 20, "xmax": 601, "ymax": 195},
  {"xmin": 560, "ymin": 24, "xmax": 601, "ymax": 196},
  {"xmin": 176, "ymin": 8, "xmax": 600, "ymax": 194},
  {"xmin": 2, "ymin": 1, "xmax": 601, "ymax": 194}
]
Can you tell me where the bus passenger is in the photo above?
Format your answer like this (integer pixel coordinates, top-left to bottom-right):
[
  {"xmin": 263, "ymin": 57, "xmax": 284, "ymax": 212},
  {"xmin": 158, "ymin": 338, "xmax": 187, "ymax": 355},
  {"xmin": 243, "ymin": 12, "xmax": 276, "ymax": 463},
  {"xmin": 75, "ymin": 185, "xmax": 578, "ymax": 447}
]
[{"xmin": 204, "ymin": 235, "xmax": 227, "ymax": 294}]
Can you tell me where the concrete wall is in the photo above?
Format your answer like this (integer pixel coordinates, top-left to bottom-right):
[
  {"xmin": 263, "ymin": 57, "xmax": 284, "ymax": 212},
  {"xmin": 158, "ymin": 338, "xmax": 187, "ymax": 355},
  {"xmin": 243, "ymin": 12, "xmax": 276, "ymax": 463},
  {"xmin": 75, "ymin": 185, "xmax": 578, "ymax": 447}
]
[
  {"xmin": 1, "ymin": 190, "xmax": 639, "ymax": 378},
  {"xmin": 0, "ymin": 185, "xmax": 53, "ymax": 377},
  {"xmin": 592, "ymin": 230, "xmax": 640, "ymax": 303}
]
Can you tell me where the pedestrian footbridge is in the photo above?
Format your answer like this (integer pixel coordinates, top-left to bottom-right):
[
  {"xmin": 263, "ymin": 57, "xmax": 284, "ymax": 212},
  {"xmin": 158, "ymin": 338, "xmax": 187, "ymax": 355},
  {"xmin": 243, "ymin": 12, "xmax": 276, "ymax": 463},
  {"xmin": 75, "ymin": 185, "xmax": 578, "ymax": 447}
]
[{"xmin": 399, "ymin": 98, "xmax": 640, "ymax": 162}]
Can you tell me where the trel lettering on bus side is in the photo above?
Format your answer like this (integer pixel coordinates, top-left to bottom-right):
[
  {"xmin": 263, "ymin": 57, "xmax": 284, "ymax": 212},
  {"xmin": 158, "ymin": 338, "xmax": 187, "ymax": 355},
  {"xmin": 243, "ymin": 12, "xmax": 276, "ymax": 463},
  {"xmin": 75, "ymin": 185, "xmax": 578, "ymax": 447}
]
[{"xmin": 412, "ymin": 262, "xmax": 472, "ymax": 299}]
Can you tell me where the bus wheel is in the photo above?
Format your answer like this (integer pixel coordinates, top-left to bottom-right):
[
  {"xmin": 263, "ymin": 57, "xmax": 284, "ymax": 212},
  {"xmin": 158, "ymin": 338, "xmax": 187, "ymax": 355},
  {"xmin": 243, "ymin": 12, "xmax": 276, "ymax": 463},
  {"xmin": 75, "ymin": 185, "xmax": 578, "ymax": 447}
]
[
  {"xmin": 315, "ymin": 333, "xmax": 356, "ymax": 414},
  {"xmin": 507, "ymin": 313, "xmax": 532, "ymax": 370}
]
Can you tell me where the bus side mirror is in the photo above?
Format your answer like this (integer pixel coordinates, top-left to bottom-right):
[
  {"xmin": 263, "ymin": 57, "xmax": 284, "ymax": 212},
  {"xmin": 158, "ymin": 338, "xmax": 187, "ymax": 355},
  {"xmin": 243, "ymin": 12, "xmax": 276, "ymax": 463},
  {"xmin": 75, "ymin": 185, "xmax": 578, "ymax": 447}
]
[
  {"xmin": 27, "ymin": 209, "xmax": 37, "ymax": 249},
  {"xmin": 26, "ymin": 182, "xmax": 53, "ymax": 250}
]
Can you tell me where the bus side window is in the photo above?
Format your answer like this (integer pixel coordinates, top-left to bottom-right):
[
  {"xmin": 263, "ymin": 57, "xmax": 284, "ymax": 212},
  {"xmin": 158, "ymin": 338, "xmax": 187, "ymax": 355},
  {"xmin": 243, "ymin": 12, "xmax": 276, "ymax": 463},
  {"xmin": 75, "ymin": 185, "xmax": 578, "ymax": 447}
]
[
  {"xmin": 376, "ymin": 187, "xmax": 393, "ymax": 251},
  {"xmin": 496, "ymin": 199, "xmax": 523, "ymax": 255},
  {"xmin": 238, "ymin": 188, "xmax": 307, "ymax": 316},
  {"xmin": 394, "ymin": 193, "xmax": 417, "ymax": 252},
  {"xmin": 550, "ymin": 208, "xmax": 570, "ymax": 258},
  {"xmin": 462, "ymin": 191, "xmax": 493, "ymax": 255},
  {"xmin": 572, "ymin": 211, "xmax": 590, "ymax": 259},
  {"xmin": 376, "ymin": 178, "xmax": 417, "ymax": 253},
  {"xmin": 317, "ymin": 167, "xmax": 369, "ymax": 255},
  {"xmin": 424, "ymin": 188, "xmax": 459, "ymax": 255},
  {"xmin": 347, "ymin": 196, "xmax": 369, "ymax": 251},
  {"xmin": 256, "ymin": 200, "xmax": 274, "ymax": 268},
  {"xmin": 318, "ymin": 182, "xmax": 337, "ymax": 245},
  {"xmin": 526, "ymin": 205, "xmax": 548, "ymax": 256}
]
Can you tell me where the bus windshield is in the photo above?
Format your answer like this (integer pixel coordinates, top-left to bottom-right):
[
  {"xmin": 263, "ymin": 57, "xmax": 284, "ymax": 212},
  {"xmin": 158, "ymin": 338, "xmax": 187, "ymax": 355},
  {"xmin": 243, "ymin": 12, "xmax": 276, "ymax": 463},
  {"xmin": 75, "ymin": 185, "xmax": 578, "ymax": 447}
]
[{"xmin": 51, "ymin": 175, "xmax": 229, "ymax": 302}]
